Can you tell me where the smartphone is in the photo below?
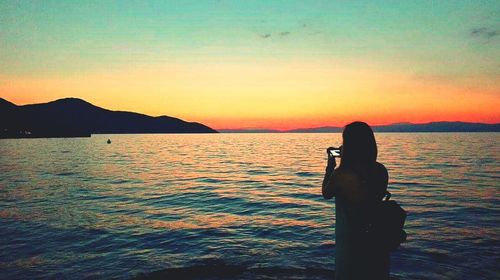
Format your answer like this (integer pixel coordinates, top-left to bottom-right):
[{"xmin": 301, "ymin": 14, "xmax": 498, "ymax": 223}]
[{"xmin": 327, "ymin": 147, "xmax": 341, "ymax": 157}]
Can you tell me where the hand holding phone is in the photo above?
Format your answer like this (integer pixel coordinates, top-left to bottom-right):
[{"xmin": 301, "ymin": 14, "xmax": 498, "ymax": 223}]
[
  {"xmin": 326, "ymin": 146, "xmax": 341, "ymax": 170},
  {"xmin": 327, "ymin": 146, "xmax": 341, "ymax": 158}
]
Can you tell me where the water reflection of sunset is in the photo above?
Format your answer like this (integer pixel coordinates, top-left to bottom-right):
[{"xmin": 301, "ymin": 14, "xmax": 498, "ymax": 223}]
[{"xmin": 1, "ymin": 133, "xmax": 499, "ymax": 278}]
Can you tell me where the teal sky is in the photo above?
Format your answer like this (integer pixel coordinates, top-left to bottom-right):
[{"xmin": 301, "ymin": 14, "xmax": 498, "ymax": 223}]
[
  {"xmin": 0, "ymin": 1, "xmax": 499, "ymax": 129},
  {"xmin": 1, "ymin": 0, "xmax": 499, "ymax": 78}
]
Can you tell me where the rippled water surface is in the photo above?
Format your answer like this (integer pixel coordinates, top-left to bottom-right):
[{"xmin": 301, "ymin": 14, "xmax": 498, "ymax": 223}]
[{"xmin": 0, "ymin": 133, "xmax": 499, "ymax": 279}]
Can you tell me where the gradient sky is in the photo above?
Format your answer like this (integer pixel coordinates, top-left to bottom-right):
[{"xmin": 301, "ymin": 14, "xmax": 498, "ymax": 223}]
[{"xmin": 1, "ymin": 0, "xmax": 499, "ymax": 130}]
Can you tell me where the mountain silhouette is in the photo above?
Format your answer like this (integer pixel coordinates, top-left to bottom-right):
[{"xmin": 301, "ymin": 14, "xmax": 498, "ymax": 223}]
[
  {"xmin": 287, "ymin": 122, "xmax": 500, "ymax": 133},
  {"xmin": 219, "ymin": 122, "xmax": 500, "ymax": 133},
  {"xmin": 0, "ymin": 97, "xmax": 217, "ymax": 138}
]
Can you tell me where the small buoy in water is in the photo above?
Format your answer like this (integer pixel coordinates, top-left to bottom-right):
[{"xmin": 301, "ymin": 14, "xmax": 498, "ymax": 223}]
[{"xmin": 107, "ymin": 139, "xmax": 111, "ymax": 144}]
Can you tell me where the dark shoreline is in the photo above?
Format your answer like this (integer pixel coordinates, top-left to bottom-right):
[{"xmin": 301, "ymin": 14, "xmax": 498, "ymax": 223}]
[{"xmin": 0, "ymin": 133, "xmax": 91, "ymax": 139}]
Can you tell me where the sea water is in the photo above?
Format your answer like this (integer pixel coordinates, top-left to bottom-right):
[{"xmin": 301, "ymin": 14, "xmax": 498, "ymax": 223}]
[{"xmin": 0, "ymin": 133, "xmax": 498, "ymax": 279}]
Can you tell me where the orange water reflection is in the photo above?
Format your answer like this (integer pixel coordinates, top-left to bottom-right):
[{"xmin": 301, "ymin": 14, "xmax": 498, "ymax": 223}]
[{"xmin": 1, "ymin": 133, "xmax": 498, "ymax": 279}]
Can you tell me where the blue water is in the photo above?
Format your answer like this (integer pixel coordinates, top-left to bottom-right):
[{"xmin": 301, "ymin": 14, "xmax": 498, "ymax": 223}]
[{"xmin": 0, "ymin": 133, "xmax": 498, "ymax": 279}]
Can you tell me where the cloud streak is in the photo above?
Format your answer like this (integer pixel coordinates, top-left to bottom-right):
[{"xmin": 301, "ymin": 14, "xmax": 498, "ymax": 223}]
[
  {"xmin": 258, "ymin": 31, "xmax": 291, "ymax": 39},
  {"xmin": 470, "ymin": 27, "xmax": 499, "ymax": 39}
]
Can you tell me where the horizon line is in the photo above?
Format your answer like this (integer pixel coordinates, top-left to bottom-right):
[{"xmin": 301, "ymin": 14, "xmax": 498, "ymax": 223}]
[
  {"xmin": 215, "ymin": 120, "xmax": 500, "ymax": 132},
  {"xmin": 2, "ymin": 96, "xmax": 499, "ymax": 131}
]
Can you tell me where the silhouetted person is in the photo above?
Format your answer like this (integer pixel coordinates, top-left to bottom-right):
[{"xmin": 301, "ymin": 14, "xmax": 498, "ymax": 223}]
[{"xmin": 322, "ymin": 122, "xmax": 390, "ymax": 280}]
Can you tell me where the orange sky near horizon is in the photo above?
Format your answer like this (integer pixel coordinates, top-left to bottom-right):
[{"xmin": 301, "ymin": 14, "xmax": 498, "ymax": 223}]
[{"xmin": 1, "ymin": 60, "xmax": 499, "ymax": 130}]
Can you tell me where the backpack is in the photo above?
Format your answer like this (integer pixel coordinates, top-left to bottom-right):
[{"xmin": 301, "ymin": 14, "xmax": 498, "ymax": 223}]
[{"xmin": 366, "ymin": 191, "xmax": 407, "ymax": 251}]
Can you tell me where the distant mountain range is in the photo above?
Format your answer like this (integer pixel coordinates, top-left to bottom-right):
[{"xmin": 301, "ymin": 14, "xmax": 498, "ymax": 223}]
[
  {"xmin": 0, "ymin": 97, "xmax": 217, "ymax": 138},
  {"xmin": 220, "ymin": 122, "xmax": 500, "ymax": 133},
  {"xmin": 218, "ymin": 128, "xmax": 281, "ymax": 133}
]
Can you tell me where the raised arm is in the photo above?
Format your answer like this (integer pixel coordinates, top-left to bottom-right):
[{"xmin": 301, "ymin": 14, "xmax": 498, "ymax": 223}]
[
  {"xmin": 322, "ymin": 165, "xmax": 336, "ymax": 199},
  {"xmin": 322, "ymin": 149, "xmax": 337, "ymax": 199}
]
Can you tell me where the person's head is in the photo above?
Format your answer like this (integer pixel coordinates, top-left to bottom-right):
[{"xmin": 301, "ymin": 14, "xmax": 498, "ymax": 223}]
[{"xmin": 340, "ymin": 121, "xmax": 377, "ymax": 169}]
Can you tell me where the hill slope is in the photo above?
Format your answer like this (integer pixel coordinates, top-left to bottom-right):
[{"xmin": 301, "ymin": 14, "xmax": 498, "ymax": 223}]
[{"xmin": 0, "ymin": 97, "xmax": 217, "ymax": 138}]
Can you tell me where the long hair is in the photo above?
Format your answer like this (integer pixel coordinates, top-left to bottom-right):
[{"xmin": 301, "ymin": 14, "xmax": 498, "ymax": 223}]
[{"xmin": 340, "ymin": 122, "xmax": 377, "ymax": 172}]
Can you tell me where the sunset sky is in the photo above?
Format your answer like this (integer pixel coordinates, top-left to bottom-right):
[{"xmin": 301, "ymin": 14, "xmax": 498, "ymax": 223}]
[{"xmin": 1, "ymin": 0, "xmax": 499, "ymax": 130}]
